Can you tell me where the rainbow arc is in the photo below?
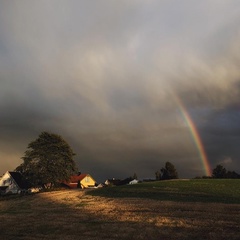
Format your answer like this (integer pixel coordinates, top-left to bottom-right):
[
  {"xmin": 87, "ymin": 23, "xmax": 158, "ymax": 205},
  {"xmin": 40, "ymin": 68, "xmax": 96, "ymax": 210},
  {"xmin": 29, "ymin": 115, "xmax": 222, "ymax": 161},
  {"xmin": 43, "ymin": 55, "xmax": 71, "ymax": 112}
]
[{"xmin": 173, "ymin": 94, "xmax": 211, "ymax": 176}]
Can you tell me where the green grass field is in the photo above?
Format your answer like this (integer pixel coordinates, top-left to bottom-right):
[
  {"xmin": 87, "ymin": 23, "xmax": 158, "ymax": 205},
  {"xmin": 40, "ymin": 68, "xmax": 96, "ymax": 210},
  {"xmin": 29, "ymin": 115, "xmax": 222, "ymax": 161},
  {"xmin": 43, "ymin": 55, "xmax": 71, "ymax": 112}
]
[{"xmin": 88, "ymin": 179, "xmax": 240, "ymax": 204}]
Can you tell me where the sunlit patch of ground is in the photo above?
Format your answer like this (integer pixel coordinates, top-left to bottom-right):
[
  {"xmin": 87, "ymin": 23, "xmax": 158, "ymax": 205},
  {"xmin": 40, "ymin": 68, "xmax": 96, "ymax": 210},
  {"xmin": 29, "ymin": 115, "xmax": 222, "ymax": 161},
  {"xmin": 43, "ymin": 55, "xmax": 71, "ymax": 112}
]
[{"xmin": 0, "ymin": 189, "xmax": 239, "ymax": 240}]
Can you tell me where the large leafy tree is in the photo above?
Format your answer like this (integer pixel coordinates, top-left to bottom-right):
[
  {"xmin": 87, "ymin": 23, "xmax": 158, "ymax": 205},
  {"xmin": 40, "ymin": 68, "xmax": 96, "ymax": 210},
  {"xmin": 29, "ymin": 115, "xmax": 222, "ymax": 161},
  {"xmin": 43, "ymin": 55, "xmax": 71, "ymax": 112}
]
[
  {"xmin": 161, "ymin": 161, "xmax": 178, "ymax": 180},
  {"xmin": 16, "ymin": 132, "xmax": 77, "ymax": 188}
]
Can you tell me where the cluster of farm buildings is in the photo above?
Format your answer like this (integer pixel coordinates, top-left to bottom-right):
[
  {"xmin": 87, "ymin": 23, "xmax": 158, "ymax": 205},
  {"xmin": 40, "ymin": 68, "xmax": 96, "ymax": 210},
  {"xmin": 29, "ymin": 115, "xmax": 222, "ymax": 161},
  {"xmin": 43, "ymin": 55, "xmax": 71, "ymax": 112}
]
[{"xmin": 0, "ymin": 171, "xmax": 139, "ymax": 195}]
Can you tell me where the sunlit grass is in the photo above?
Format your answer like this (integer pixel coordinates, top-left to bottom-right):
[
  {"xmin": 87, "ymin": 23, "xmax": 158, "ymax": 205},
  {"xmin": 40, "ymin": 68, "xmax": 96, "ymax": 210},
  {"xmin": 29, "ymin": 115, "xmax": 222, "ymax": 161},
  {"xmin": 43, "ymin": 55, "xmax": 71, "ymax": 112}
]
[{"xmin": 0, "ymin": 184, "xmax": 239, "ymax": 240}]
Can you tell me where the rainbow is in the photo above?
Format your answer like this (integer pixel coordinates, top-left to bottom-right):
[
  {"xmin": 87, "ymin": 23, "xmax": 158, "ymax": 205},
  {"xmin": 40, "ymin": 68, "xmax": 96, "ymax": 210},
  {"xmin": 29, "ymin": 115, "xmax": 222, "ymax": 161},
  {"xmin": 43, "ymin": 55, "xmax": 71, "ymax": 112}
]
[{"xmin": 173, "ymin": 94, "xmax": 211, "ymax": 176}]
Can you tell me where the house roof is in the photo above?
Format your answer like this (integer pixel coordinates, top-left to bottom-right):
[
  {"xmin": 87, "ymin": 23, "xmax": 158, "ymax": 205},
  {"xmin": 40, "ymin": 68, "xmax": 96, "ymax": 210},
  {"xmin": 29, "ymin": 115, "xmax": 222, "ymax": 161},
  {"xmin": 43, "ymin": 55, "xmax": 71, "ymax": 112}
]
[
  {"xmin": 8, "ymin": 171, "xmax": 28, "ymax": 189},
  {"xmin": 69, "ymin": 174, "xmax": 88, "ymax": 183}
]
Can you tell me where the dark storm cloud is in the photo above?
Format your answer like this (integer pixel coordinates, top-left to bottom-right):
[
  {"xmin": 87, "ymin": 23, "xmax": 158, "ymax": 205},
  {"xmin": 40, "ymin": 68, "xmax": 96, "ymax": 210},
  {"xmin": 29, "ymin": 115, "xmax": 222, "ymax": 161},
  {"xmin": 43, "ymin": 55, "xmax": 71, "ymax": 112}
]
[{"xmin": 1, "ymin": 0, "xmax": 240, "ymax": 180}]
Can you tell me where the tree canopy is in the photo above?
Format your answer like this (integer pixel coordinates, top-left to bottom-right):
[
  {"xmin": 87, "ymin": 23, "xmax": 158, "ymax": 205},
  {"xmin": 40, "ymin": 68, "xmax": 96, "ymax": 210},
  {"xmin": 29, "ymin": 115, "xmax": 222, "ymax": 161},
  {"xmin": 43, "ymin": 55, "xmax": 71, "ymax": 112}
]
[
  {"xmin": 16, "ymin": 131, "xmax": 77, "ymax": 188},
  {"xmin": 212, "ymin": 164, "xmax": 227, "ymax": 178}
]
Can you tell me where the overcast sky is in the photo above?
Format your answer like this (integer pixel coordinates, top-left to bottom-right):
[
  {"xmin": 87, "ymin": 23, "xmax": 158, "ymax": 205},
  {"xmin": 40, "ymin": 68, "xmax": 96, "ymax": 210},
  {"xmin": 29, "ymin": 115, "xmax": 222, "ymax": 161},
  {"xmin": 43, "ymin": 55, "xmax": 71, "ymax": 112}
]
[{"xmin": 1, "ymin": 1, "xmax": 240, "ymax": 181}]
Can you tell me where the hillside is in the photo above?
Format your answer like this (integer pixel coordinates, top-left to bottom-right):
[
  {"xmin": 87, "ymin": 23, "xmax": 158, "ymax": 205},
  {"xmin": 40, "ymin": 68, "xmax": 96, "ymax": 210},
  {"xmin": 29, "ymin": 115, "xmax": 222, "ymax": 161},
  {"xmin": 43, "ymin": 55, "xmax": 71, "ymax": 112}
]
[{"xmin": 0, "ymin": 179, "xmax": 240, "ymax": 240}]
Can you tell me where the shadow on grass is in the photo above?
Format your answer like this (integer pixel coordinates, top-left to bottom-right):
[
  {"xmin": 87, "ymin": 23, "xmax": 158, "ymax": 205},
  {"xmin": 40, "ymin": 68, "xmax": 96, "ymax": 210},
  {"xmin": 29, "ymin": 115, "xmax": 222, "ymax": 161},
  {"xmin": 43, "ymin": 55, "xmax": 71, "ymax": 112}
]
[
  {"xmin": 88, "ymin": 187, "xmax": 230, "ymax": 203},
  {"xmin": 87, "ymin": 180, "xmax": 240, "ymax": 204},
  {"xmin": 0, "ymin": 189, "xmax": 239, "ymax": 240}
]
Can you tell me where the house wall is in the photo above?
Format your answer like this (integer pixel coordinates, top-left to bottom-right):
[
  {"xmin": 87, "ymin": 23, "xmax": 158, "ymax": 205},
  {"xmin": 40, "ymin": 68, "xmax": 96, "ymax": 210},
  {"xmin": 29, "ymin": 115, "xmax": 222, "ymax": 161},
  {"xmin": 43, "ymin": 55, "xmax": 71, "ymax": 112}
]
[
  {"xmin": 0, "ymin": 172, "xmax": 20, "ymax": 194},
  {"xmin": 80, "ymin": 175, "xmax": 96, "ymax": 188}
]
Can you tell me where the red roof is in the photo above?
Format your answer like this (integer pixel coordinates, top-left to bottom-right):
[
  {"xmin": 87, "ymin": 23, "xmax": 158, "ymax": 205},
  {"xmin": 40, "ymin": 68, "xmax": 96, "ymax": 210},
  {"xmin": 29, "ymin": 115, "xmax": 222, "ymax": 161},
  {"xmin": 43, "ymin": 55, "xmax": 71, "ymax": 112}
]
[
  {"xmin": 62, "ymin": 174, "xmax": 88, "ymax": 189},
  {"xmin": 69, "ymin": 174, "xmax": 87, "ymax": 183}
]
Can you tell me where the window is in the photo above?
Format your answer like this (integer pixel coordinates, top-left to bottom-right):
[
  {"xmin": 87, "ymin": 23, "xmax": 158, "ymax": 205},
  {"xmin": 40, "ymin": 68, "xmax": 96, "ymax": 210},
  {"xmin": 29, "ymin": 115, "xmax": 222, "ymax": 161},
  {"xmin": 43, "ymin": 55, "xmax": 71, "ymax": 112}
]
[{"xmin": 3, "ymin": 179, "xmax": 12, "ymax": 185}]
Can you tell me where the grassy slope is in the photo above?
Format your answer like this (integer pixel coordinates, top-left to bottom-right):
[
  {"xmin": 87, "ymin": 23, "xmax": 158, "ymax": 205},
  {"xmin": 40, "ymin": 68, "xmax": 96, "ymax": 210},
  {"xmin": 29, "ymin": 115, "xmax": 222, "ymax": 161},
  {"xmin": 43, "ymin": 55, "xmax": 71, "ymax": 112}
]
[
  {"xmin": 1, "ymin": 182, "xmax": 240, "ymax": 240},
  {"xmin": 88, "ymin": 179, "xmax": 240, "ymax": 204}
]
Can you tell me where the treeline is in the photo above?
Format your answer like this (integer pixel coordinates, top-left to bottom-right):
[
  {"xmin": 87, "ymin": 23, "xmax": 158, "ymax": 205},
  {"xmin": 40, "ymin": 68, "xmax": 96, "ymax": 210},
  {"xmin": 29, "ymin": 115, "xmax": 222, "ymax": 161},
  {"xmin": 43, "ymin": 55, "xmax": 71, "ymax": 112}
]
[
  {"xmin": 212, "ymin": 165, "xmax": 240, "ymax": 179},
  {"xmin": 154, "ymin": 162, "xmax": 240, "ymax": 180}
]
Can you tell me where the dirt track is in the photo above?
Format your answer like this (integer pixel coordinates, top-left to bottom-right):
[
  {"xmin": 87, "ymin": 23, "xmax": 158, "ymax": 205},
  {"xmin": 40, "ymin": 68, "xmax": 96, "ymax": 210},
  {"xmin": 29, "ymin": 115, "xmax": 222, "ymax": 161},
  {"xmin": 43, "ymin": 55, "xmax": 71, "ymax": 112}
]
[{"xmin": 0, "ymin": 189, "xmax": 239, "ymax": 240}]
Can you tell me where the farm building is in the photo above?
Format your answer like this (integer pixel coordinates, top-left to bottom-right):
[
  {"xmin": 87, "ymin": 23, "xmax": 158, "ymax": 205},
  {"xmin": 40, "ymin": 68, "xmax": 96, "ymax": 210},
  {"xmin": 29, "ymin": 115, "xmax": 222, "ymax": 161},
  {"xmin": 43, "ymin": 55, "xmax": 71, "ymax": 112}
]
[
  {"xmin": 105, "ymin": 177, "xmax": 134, "ymax": 186},
  {"xmin": 62, "ymin": 173, "xmax": 96, "ymax": 189},
  {"xmin": 129, "ymin": 179, "xmax": 139, "ymax": 185},
  {"xmin": 0, "ymin": 171, "xmax": 28, "ymax": 194}
]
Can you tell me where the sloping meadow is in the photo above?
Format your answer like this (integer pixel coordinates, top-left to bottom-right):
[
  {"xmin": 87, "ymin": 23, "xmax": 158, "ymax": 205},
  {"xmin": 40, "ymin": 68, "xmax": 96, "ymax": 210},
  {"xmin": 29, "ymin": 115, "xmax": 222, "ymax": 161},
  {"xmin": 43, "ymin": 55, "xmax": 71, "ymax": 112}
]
[{"xmin": 0, "ymin": 179, "xmax": 239, "ymax": 240}]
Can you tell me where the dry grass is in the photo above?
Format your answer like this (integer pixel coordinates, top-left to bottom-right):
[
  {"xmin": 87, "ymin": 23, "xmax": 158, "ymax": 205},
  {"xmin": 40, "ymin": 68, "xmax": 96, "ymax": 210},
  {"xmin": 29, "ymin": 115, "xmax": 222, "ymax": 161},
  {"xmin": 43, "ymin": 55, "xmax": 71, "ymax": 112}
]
[{"xmin": 0, "ymin": 189, "xmax": 239, "ymax": 240}]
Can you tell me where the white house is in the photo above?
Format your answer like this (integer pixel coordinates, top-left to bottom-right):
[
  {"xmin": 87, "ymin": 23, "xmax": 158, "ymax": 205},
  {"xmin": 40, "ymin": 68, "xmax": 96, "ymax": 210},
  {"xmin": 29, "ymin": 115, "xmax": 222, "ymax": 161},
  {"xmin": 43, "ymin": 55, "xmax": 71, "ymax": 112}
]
[{"xmin": 0, "ymin": 171, "xmax": 27, "ymax": 194}]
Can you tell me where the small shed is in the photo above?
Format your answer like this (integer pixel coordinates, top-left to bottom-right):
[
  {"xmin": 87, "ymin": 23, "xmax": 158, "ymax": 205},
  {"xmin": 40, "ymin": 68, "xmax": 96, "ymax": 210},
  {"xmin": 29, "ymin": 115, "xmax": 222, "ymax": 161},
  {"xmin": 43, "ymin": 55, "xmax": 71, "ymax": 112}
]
[{"xmin": 129, "ymin": 179, "xmax": 139, "ymax": 185}]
